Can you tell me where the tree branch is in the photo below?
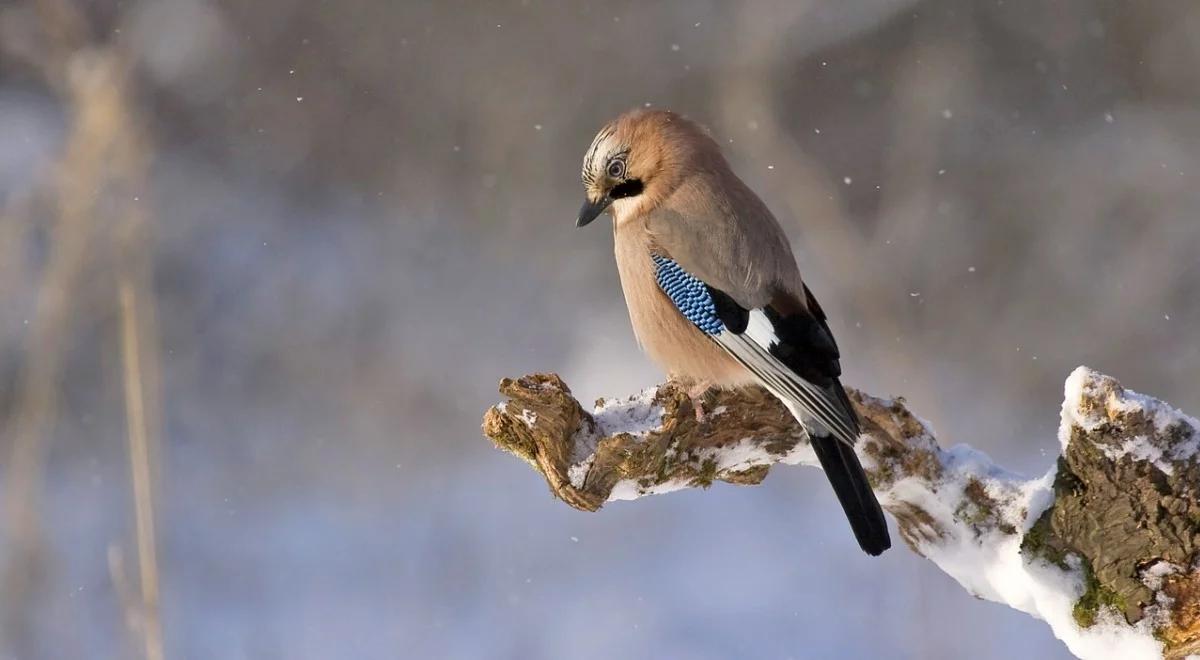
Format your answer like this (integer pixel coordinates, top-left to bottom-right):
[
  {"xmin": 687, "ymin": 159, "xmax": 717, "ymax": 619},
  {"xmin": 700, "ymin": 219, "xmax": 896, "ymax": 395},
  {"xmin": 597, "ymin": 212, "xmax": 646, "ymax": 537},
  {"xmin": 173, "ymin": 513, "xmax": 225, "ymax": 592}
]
[{"xmin": 482, "ymin": 368, "xmax": 1199, "ymax": 660}]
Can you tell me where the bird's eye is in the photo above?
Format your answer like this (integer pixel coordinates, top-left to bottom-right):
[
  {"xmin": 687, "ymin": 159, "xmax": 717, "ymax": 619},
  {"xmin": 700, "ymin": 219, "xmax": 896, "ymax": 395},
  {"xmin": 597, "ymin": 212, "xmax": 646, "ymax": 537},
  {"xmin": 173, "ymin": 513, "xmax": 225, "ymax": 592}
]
[{"xmin": 606, "ymin": 159, "xmax": 626, "ymax": 179}]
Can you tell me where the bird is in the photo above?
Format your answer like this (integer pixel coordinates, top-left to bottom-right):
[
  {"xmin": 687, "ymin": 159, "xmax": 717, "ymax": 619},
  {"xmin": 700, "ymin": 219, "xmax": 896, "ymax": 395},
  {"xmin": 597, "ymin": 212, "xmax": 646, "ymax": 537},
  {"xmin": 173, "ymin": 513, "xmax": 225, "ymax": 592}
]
[{"xmin": 575, "ymin": 108, "xmax": 890, "ymax": 556}]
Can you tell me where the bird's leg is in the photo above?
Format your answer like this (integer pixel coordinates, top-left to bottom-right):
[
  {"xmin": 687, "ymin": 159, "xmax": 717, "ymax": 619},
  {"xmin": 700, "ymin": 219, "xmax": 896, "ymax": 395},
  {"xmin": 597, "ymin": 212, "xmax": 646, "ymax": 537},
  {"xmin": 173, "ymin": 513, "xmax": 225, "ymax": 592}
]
[{"xmin": 686, "ymin": 381, "xmax": 714, "ymax": 423}]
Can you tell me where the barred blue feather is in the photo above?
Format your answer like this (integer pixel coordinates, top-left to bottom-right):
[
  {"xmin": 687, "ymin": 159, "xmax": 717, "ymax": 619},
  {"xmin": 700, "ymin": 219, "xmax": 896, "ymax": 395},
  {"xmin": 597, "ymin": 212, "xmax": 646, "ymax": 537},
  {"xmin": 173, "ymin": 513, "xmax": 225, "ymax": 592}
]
[{"xmin": 651, "ymin": 255, "xmax": 725, "ymax": 335}]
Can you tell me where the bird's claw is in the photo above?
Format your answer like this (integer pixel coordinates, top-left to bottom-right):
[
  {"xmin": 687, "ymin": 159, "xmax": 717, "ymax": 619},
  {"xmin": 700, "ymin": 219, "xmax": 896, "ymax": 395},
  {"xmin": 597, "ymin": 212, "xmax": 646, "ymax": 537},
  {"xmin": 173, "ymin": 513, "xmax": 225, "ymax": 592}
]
[{"xmin": 687, "ymin": 383, "xmax": 712, "ymax": 424}]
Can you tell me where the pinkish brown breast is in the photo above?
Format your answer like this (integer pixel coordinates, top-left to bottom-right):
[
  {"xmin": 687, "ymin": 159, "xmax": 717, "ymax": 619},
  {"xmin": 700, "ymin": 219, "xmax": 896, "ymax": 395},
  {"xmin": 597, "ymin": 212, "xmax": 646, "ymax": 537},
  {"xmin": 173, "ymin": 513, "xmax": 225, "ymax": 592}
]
[{"xmin": 612, "ymin": 219, "xmax": 753, "ymax": 388}]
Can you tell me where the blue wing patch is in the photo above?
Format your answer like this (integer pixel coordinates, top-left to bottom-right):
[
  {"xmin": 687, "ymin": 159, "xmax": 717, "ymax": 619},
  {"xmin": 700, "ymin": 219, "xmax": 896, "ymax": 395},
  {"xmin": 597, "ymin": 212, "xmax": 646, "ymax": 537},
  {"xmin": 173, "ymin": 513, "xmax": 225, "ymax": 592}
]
[{"xmin": 651, "ymin": 255, "xmax": 725, "ymax": 335}]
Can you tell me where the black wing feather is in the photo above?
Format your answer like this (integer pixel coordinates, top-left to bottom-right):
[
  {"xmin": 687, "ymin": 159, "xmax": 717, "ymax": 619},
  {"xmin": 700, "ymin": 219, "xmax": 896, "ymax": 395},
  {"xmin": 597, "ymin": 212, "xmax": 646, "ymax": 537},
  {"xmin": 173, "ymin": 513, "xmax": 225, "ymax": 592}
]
[
  {"xmin": 761, "ymin": 305, "xmax": 841, "ymax": 387},
  {"xmin": 705, "ymin": 285, "xmax": 749, "ymax": 334}
]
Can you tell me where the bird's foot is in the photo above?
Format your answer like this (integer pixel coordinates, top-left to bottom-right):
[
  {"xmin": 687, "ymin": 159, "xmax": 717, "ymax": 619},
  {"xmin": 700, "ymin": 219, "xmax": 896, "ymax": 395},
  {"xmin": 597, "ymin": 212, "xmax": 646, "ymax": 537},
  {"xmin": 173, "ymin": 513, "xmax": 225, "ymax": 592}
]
[{"xmin": 686, "ymin": 383, "xmax": 713, "ymax": 424}]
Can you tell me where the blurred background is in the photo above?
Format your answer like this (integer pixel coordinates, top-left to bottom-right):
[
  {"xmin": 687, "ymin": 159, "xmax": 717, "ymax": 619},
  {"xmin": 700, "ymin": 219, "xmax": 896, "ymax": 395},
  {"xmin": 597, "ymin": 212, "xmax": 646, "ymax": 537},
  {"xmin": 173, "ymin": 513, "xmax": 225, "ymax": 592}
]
[{"xmin": 1, "ymin": 1, "xmax": 1197, "ymax": 658}]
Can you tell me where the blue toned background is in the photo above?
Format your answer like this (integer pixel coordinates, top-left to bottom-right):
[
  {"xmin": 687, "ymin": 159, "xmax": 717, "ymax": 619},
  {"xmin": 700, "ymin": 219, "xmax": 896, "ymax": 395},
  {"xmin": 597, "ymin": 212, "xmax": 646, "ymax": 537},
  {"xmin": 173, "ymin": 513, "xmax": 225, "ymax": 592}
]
[{"xmin": 2, "ymin": 2, "xmax": 1198, "ymax": 658}]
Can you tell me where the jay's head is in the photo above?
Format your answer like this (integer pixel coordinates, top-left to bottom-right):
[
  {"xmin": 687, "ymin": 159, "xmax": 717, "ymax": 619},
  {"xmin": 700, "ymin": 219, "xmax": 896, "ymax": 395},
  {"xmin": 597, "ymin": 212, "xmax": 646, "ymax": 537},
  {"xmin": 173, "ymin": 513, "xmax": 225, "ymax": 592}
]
[{"xmin": 576, "ymin": 109, "xmax": 718, "ymax": 228}]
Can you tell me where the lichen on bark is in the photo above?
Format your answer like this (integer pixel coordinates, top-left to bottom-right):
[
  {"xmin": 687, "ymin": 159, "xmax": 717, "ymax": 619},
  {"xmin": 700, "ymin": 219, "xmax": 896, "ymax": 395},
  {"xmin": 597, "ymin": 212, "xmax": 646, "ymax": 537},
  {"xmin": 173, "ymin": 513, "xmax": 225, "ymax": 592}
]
[{"xmin": 1020, "ymin": 372, "xmax": 1200, "ymax": 655}]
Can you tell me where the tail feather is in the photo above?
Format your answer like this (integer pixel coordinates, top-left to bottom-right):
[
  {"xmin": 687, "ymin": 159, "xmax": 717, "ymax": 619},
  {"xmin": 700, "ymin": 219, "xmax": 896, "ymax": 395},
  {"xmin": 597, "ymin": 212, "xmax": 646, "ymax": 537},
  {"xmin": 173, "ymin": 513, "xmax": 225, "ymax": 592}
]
[
  {"xmin": 806, "ymin": 379, "xmax": 890, "ymax": 556},
  {"xmin": 808, "ymin": 432, "xmax": 891, "ymax": 556}
]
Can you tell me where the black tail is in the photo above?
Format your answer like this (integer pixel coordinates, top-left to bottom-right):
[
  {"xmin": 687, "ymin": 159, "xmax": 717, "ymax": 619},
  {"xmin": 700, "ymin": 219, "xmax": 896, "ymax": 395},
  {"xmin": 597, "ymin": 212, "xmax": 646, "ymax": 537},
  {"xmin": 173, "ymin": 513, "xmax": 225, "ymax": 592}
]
[
  {"xmin": 810, "ymin": 433, "xmax": 891, "ymax": 555},
  {"xmin": 808, "ymin": 383, "xmax": 891, "ymax": 556}
]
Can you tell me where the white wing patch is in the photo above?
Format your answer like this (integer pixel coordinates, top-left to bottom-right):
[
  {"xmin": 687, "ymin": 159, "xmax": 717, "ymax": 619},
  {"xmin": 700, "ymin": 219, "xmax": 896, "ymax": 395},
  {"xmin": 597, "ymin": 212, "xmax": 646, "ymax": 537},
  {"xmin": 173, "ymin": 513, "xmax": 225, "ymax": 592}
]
[
  {"xmin": 743, "ymin": 309, "xmax": 779, "ymax": 348},
  {"xmin": 713, "ymin": 317, "xmax": 861, "ymax": 449}
]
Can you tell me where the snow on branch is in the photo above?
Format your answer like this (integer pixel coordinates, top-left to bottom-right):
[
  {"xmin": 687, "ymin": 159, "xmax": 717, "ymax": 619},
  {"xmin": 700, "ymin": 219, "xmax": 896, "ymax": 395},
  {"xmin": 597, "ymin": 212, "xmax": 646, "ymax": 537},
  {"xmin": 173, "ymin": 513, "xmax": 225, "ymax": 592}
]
[{"xmin": 482, "ymin": 368, "xmax": 1200, "ymax": 660}]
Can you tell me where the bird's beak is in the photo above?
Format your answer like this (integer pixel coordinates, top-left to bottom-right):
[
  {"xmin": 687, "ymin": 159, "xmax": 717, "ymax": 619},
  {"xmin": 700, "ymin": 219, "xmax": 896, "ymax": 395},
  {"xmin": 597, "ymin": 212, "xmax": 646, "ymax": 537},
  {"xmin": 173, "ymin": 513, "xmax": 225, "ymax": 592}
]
[{"xmin": 576, "ymin": 193, "xmax": 612, "ymax": 228}]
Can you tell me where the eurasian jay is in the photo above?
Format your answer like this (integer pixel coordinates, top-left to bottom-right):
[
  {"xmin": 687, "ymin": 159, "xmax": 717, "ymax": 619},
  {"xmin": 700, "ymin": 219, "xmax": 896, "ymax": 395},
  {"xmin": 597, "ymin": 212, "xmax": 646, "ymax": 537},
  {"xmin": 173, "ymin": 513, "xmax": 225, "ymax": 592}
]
[{"xmin": 576, "ymin": 109, "xmax": 891, "ymax": 556}]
